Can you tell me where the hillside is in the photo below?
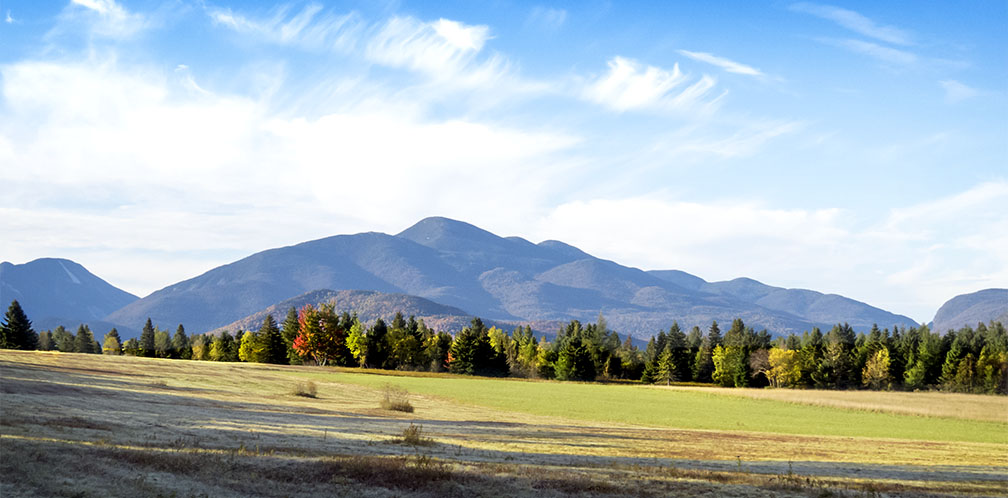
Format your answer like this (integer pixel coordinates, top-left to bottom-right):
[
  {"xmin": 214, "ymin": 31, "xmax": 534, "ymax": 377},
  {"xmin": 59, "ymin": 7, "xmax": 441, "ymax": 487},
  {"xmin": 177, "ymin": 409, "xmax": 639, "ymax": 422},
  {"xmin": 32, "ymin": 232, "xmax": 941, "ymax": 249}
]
[
  {"xmin": 931, "ymin": 289, "xmax": 1008, "ymax": 334},
  {"xmin": 0, "ymin": 258, "xmax": 138, "ymax": 334},
  {"xmin": 207, "ymin": 289, "xmax": 522, "ymax": 335},
  {"xmin": 102, "ymin": 217, "xmax": 918, "ymax": 338}
]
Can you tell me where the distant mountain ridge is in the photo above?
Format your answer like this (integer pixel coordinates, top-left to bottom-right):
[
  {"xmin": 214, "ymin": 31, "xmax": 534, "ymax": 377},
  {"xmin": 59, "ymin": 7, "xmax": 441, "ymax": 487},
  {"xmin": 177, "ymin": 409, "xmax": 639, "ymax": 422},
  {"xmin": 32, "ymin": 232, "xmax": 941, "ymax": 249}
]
[
  {"xmin": 931, "ymin": 289, "xmax": 1008, "ymax": 334},
  {"xmin": 208, "ymin": 289, "xmax": 526, "ymax": 336},
  {"xmin": 102, "ymin": 217, "xmax": 919, "ymax": 338},
  {"xmin": 0, "ymin": 258, "xmax": 139, "ymax": 335}
]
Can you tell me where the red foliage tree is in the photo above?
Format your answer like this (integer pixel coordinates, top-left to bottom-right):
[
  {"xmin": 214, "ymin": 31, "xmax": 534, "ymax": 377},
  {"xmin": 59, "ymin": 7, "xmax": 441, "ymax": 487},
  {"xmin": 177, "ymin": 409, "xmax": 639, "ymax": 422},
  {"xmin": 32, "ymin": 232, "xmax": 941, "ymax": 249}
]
[{"xmin": 293, "ymin": 303, "xmax": 346, "ymax": 366}]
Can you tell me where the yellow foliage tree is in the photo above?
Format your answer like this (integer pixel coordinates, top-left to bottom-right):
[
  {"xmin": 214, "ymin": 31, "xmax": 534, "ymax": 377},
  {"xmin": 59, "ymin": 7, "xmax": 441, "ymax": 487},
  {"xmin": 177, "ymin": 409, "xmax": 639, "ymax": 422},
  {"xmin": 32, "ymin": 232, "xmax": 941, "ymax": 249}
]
[{"xmin": 767, "ymin": 347, "xmax": 801, "ymax": 388}]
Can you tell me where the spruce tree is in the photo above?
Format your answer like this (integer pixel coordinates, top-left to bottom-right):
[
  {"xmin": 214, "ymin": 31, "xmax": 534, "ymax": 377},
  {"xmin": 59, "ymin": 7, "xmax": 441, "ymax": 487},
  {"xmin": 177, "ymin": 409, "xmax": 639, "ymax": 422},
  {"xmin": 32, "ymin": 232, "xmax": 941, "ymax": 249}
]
[
  {"xmin": 1, "ymin": 300, "xmax": 37, "ymax": 350},
  {"xmin": 172, "ymin": 325, "xmax": 191, "ymax": 360},
  {"xmin": 53, "ymin": 325, "xmax": 75, "ymax": 352},
  {"xmin": 74, "ymin": 324, "xmax": 96, "ymax": 353},
  {"xmin": 139, "ymin": 318, "xmax": 156, "ymax": 357},
  {"xmin": 281, "ymin": 307, "xmax": 302, "ymax": 365},
  {"xmin": 259, "ymin": 314, "xmax": 287, "ymax": 364}
]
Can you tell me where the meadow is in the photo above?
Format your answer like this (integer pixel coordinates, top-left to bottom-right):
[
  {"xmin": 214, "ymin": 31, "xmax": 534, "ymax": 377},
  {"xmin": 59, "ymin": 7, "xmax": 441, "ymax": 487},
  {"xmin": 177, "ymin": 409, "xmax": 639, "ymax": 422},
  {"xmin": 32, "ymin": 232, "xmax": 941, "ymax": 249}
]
[{"xmin": 1, "ymin": 350, "xmax": 1006, "ymax": 497}]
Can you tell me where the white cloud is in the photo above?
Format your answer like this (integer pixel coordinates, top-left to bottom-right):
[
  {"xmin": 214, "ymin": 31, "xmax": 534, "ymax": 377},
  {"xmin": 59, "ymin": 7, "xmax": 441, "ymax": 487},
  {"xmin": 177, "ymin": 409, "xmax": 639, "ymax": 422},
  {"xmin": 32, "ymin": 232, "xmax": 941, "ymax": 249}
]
[
  {"xmin": 0, "ymin": 55, "xmax": 581, "ymax": 294},
  {"xmin": 583, "ymin": 57, "xmax": 721, "ymax": 113},
  {"xmin": 5, "ymin": 9, "xmax": 14, "ymax": 24},
  {"xmin": 791, "ymin": 2, "xmax": 912, "ymax": 46},
  {"xmin": 831, "ymin": 38, "xmax": 917, "ymax": 65},
  {"xmin": 677, "ymin": 50, "xmax": 764, "ymax": 77},
  {"xmin": 939, "ymin": 80, "xmax": 979, "ymax": 103},
  {"xmin": 535, "ymin": 181, "xmax": 1008, "ymax": 323},
  {"xmin": 68, "ymin": 0, "xmax": 147, "ymax": 38}
]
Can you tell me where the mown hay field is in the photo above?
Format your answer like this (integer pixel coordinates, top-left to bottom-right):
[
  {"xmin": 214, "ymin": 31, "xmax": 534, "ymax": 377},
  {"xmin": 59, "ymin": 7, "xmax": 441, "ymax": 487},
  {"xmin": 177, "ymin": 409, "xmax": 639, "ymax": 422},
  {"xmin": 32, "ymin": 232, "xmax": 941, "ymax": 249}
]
[{"xmin": 2, "ymin": 350, "xmax": 1006, "ymax": 497}]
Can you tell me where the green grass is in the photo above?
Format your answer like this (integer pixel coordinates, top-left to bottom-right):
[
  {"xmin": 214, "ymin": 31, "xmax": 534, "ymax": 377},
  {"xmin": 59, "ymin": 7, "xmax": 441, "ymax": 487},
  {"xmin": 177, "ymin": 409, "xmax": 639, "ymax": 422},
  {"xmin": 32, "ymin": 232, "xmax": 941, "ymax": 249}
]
[{"xmin": 324, "ymin": 371, "xmax": 1007, "ymax": 444}]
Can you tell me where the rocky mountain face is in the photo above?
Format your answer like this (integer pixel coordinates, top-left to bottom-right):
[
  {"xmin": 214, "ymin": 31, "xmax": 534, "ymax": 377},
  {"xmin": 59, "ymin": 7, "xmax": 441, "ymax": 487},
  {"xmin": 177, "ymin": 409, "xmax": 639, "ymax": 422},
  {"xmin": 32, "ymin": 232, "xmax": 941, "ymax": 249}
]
[{"xmin": 931, "ymin": 289, "xmax": 1008, "ymax": 334}]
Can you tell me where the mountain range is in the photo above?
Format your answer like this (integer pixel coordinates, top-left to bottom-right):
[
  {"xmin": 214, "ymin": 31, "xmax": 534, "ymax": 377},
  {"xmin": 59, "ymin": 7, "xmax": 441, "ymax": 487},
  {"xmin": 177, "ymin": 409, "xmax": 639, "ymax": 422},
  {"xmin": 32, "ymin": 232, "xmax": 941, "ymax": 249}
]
[
  {"xmin": 4, "ymin": 217, "xmax": 1003, "ymax": 340},
  {"xmin": 0, "ymin": 258, "xmax": 139, "ymax": 335}
]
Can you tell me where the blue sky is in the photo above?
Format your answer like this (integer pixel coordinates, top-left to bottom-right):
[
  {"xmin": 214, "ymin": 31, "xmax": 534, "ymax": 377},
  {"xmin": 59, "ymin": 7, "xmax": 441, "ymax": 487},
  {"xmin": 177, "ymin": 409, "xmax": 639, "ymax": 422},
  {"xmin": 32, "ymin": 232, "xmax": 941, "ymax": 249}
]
[{"xmin": 1, "ymin": 0, "xmax": 1005, "ymax": 323}]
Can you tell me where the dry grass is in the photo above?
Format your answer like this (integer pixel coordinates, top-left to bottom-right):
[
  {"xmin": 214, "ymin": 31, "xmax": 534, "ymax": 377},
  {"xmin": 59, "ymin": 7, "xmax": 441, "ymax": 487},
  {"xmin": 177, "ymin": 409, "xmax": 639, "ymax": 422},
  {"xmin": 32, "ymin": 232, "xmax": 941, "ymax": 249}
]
[
  {"xmin": 665, "ymin": 385, "xmax": 1008, "ymax": 422},
  {"xmin": 2, "ymin": 350, "xmax": 1006, "ymax": 498},
  {"xmin": 291, "ymin": 380, "xmax": 318, "ymax": 398},
  {"xmin": 379, "ymin": 384, "xmax": 415, "ymax": 412}
]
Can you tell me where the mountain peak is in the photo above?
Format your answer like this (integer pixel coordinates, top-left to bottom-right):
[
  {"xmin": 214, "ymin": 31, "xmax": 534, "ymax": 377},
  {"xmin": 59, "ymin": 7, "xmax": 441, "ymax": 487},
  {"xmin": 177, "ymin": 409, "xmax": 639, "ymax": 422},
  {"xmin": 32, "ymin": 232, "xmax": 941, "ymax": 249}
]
[{"xmin": 397, "ymin": 216, "xmax": 505, "ymax": 250}]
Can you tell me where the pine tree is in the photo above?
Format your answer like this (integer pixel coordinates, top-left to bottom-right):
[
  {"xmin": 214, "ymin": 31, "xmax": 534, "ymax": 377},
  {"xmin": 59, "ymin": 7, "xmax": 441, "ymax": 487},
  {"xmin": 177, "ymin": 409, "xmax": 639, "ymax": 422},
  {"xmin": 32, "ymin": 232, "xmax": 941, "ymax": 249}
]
[
  {"xmin": 53, "ymin": 325, "xmax": 75, "ymax": 352},
  {"xmin": 139, "ymin": 318, "xmax": 156, "ymax": 357},
  {"xmin": 1, "ymin": 300, "xmax": 37, "ymax": 350},
  {"xmin": 74, "ymin": 324, "xmax": 96, "ymax": 353},
  {"xmin": 172, "ymin": 325, "xmax": 191, "ymax": 360},
  {"xmin": 280, "ymin": 307, "xmax": 302, "ymax": 365},
  {"xmin": 259, "ymin": 314, "xmax": 287, "ymax": 364},
  {"xmin": 655, "ymin": 343, "xmax": 674, "ymax": 385}
]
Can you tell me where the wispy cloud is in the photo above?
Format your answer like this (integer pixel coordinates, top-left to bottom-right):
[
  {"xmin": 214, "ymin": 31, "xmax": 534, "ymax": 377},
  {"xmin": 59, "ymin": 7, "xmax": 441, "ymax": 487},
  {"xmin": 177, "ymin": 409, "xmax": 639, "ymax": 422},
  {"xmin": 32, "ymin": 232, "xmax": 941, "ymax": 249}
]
[
  {"xmin": 940, "ymin": 80, "xmax": 979, "ymax": 103},
  {"xmin": 525, "ymin": 6, "xmax": 567, "ymax": 32},
  {"xmin": 829, "ymin": 38, "xmax": 917, "ymax": 65},
  {"xmin": 365, "ymin": 17, "xmax": 501, "ymax": 81},
  {"xmin": 208, "ymin": 3, "xmax": 362, "ymax": 51},
  {"xmin": 5, "ymin": 9, "xmax": 14, "ymax": 24},
  {"xmin": 68, "ymin": 0, "xmax": 147, "ymax": 38},
  {"xmin": 583, "ymin": 57, "xmax": 721, "ymax": 113},
  {"xmin": 677, "ymin": 50, "xmax": 763, "ymax": 77},
  {"xmin": 790, "ymin": 2, "xmax": 912, "ymax": 46},
  {"xmin": 657, "ymin": 120, "xmax": 805, "ymax": 159}
]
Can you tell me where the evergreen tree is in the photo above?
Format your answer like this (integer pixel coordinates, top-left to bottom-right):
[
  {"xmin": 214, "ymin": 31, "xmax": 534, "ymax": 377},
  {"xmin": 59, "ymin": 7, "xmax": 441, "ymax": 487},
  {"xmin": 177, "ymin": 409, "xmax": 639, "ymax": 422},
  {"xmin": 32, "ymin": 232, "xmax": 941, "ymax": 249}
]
[
  {"xmin": 281, "ymin": 307, "xmax": 302, "ymax": 364},
  {"xmin": 74, "ymin": 324, "xmax": 96, "ymax": 353},
  {"xmin": 153, "ymin": 328, "xmax": 172, "ymax": 358},
  {"xmin": 172, "ymin": 325, "xmax": 191, "ymax": 360},
  {"xmin": 555, "ymin": 334, "xmax": 595, "ymax": 382},
  {"xmin": 103, "ymin": 329, "xmax": 122, "ymax": 355},
  {"xmin": 655, "ymin": 343, "xmax": 674, "ymax": 385},
  {"xmin": 53, "ymin": 325, "xmax": 75, "ymax": 352},
  {"xmin": 139, "ymin": 318, "xmax": 156, "ymax": 357},
  {"xmin": 259, "ymin": 314, "xmax": 287, "ymax": 364},
  {"xmin": 365, "ymin": 318, "xmax": 389, "ymax": 369},
  {"xmin": 1, "ymin": 300, "xmax": 37, "ymax": 350}
]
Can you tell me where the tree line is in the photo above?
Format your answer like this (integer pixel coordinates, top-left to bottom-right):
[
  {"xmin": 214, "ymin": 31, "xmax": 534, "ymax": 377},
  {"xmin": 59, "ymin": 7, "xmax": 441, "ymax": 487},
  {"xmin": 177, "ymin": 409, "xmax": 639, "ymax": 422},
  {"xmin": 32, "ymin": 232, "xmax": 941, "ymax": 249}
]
[{"xmin": 3, "ymin": 299, "xmax": 1005, "ymax": 394}]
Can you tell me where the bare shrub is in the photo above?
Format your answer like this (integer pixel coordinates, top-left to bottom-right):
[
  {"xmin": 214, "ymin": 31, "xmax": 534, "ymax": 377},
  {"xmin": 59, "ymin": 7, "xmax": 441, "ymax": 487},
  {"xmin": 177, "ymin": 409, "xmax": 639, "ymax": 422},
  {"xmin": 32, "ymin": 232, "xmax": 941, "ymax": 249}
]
[
  {"xmin": 401, "ymin": 423, "xmax": 433, "ymax": 446},
  {"xmin": 379, "ymin": 384, "xmax": 414, "ymax": 412},
  {"xmin": 291, "ymin": 380, "xmax": 317, "ymax": 398}
]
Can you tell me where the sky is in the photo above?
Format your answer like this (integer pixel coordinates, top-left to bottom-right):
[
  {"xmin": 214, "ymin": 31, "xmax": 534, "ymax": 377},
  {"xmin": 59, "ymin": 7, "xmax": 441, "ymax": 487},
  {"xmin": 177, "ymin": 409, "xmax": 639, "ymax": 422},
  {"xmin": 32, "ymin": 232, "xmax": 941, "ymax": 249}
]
[{"xmin": 1, "ymin": 0, "xmax": 1005, "ymax": 324}]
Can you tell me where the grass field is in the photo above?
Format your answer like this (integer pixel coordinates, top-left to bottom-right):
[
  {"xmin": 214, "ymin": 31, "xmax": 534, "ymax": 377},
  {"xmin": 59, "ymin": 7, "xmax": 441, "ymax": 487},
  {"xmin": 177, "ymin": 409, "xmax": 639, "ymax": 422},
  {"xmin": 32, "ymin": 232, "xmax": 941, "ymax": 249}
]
[{"xmin": 2, "ymin": 350, "xmax": 1006, "ymax": 497}]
